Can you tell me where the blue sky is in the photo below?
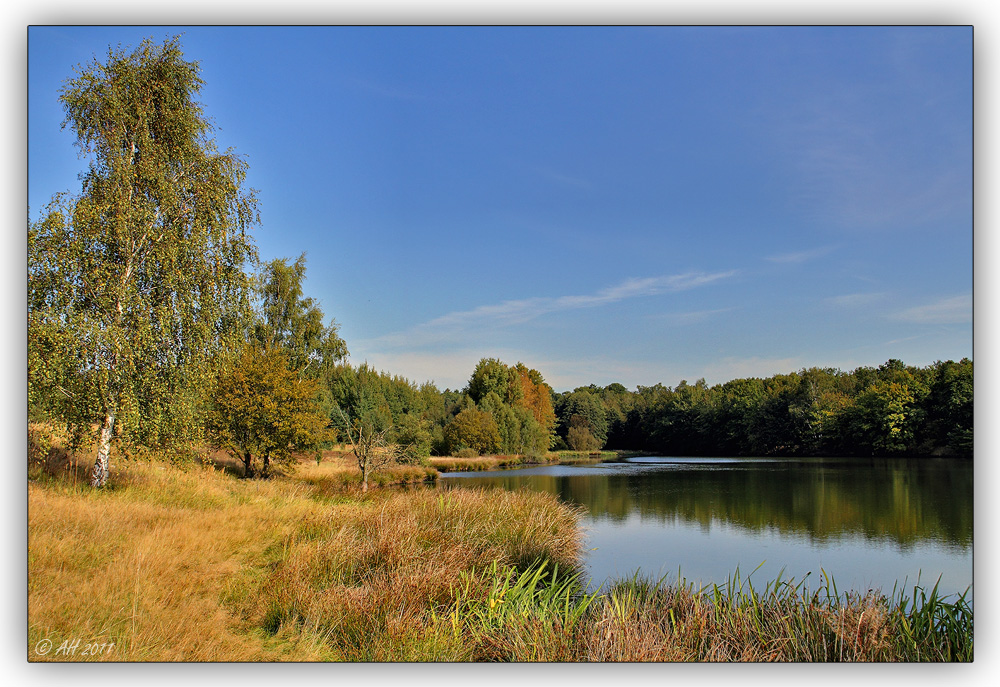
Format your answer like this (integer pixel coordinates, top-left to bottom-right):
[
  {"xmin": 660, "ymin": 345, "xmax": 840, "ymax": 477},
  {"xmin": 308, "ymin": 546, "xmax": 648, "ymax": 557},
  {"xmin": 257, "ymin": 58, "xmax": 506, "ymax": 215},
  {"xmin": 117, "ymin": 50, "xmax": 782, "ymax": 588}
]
[{"xmin": 27, "ymin": 26, "xmax": 973, "ymax": 392}]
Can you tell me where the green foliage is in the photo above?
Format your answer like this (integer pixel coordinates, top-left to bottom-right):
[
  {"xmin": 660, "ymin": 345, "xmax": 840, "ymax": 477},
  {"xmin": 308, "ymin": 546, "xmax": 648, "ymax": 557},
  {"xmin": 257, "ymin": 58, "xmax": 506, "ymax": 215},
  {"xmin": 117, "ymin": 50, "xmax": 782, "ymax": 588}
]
[
  {"xmin": 467, "ymin": 357, "xmax": 522, "ymax": 406},
  {"xmin": 513, "ymin": 405, "xmax": 551, "ymax": 459},
  {"xmin": 573, "ymin": 360, "xmax": 970, "ymax": 458},
  {"xmin": 556, "ymin": 389, "xmax": 610, "ymax": 449},
  {"xmin": 438, "ymin": 560, "xmax": 597, "ymax": 661},
  {"xmin": 208, "ymin": 346, "xmax": 328, "ymax": 477},
  {"xmin": 444, "ymin": 408, "xmax": 501, "ymax": 456},
  {"xmin": 328, "ymin": 363, "xmax": 426, "ymax": 438},
  {"xmin": 842, "ymin": 381, "xmax": 919, "ymax": 454},
  {"xmin": 459, "ymin": 358, "xmax": 558, "ymax": 456},
  {"xmin": 566, "ymin": 422, "xmax": 601, "ymax": 452},
  {"xmin": 28, "ymin": 36, "xmax": 258, "ymax": 485},
  {"xmin": 254, "ymin": 253, "xmax": 347, "ymax": 378},
  {"xmin": 920, "ymin": 359, "xmax": 973, "ymax": 457},
  {"xmin": 393, "ymin": 413, "xmax": 433, "ymax": 464}
]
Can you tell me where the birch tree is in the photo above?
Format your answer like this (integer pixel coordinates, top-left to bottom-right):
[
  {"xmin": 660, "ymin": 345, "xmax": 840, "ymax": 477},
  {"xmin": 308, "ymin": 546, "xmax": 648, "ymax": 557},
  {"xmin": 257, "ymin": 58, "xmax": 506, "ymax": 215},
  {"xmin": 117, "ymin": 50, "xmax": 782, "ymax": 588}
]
[
  {"xmin": 28, "ymin": 37, "xmax": 258, "ymax": 486},
  {"xmin": 254, "ymin": 254, "xmax": 347, "ymax": 377}
]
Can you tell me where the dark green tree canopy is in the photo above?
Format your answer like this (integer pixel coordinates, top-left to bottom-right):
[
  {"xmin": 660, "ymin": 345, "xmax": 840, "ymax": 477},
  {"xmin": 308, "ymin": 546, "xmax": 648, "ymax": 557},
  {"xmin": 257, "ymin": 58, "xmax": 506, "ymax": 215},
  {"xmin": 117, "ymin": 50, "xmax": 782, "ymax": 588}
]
[{"xmin": 467, "ymin": 357, "xmax": 522, "ymax": 406}]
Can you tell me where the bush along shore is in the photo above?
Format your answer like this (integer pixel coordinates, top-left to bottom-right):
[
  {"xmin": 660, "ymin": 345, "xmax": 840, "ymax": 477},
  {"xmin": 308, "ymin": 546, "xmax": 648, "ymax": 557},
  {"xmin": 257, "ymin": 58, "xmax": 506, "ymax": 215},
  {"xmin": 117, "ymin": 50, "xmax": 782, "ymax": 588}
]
[{"xmin": 28, "ymin": 454, "xmax": 971, "ymax": 662}]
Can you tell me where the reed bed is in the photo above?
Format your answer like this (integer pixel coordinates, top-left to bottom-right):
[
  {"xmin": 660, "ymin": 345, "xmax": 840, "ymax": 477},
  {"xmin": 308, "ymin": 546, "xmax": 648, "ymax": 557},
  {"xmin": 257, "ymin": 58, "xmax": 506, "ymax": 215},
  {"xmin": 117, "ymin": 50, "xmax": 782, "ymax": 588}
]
[
  {"xmin": 428, "ymin": 455, "xmax": 527, "ymax": 472},
  {"xmin": 414, "ymin": 565, "xmax": 972, "ymax": 662},
  {"xmin": 428, "ymin": 456, "xmax": 525, "ymax": 472},
  {"xmin": 429, "ymin": 450, "xmax": 626, "ymax": 472},
  {"xmin": 578, "ymin": 567, "xmax": 972, "ymax": 662},
  {"xmin": 549, "ymin": 451, "xmax": 606, "ymax": 465}
]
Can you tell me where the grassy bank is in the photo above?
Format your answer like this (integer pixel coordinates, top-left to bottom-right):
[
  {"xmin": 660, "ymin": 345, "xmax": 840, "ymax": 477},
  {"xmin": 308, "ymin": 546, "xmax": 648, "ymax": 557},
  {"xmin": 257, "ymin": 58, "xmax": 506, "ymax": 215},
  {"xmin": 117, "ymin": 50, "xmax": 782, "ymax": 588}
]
[
  {"xmin": 28, "ymin": 455, "xmax": 581, "ymax": 661},
  {"xmin": 28, "ymin": 453, "xmax": 971, "ymax": 661},
  {"xmin": 296, "ymin": 452, "xmax": 439, "ymax": 493},
  {"xmin": 429, "ymin": 449, "xmax": 629, "ymax": 473}
]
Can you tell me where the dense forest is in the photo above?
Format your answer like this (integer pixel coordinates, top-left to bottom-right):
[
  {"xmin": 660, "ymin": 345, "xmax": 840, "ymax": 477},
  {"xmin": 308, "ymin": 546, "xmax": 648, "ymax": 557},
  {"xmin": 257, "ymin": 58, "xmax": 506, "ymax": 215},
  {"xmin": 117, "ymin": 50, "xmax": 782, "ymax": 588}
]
[
  {"xmin": 27, "ymin": 38, "xmax": 973, "ymax": 488},
  {"xmin": 326, "ymin": 353, "xmax": 973, "ymax": 461}
]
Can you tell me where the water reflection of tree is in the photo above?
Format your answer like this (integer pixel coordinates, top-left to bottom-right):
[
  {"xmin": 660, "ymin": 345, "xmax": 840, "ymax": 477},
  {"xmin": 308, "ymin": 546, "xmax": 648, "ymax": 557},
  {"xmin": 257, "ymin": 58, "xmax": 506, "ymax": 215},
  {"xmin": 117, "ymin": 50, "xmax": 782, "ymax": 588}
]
[{"xmin": 446, "ymin": 460, "xmax": 972, "ymax": 550}]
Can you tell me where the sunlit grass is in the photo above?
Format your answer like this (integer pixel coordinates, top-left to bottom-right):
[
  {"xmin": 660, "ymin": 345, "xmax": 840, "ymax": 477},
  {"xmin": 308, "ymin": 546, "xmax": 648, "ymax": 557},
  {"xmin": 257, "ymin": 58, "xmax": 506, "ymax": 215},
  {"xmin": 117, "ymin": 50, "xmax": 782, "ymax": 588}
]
[
  {"xmin": 27, "ymin": 439, "xmax": 971, "ymax": 662},
  {"xmin": 28, "ymin": 460, "xmax": 333, "ymax": 661},
  {"xmin": 294, "ymin": 453, "xmax": 438, "ymax": 494},
  {"xmin": 428, "ymin": 455, "xmax": 526, "ymax": 472}
]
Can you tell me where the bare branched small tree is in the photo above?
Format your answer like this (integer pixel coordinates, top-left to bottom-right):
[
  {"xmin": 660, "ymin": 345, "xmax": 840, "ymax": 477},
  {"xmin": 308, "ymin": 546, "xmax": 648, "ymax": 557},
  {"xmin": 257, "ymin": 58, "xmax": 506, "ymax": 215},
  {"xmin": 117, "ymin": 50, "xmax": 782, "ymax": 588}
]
[{"xmin": 336, "ymin": 406, "xmax": 405, "ymax": 494}]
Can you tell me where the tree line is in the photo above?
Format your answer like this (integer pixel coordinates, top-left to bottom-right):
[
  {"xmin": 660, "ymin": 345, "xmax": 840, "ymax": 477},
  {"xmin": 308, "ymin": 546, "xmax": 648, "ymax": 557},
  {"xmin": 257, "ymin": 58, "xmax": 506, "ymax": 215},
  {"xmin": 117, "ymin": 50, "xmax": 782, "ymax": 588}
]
[
  {"xmin": 27, "ymin": 38, "xmax": 972, "ymax": 489},
  {"xmin": 548, "ymin": 358, "xmax": 972, "ymax": 458}
]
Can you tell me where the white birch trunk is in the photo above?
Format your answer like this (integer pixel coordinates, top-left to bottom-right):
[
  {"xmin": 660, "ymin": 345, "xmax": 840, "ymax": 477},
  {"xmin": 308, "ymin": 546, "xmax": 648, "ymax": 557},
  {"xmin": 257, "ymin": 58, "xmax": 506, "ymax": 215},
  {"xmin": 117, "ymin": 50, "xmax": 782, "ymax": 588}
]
[{"xmin": 90, "ymin": 408, "xmax": 116, "ymax": 487}]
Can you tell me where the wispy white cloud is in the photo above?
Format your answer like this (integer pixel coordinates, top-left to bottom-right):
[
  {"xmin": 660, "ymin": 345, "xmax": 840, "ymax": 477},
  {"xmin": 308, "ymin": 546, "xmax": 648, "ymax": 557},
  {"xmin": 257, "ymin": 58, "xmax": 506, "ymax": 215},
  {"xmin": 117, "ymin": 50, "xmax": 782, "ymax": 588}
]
[
  {"xmin": 648, "ymin": 308, "xmax": 735, "ymax": 325},
  {"xmin": 881, "ymin": 334, "xmax": 927, "ymax": 347},
  {"xmin": 360, "ymin": 270, "xmax": 738, "ymax": 351},
  {"xmin": 825, "ymin": 292, "xmax": 889, "ymax": 307},
  {"xmin": 765, "ymin": 245, "xmax": 836, "ymax": 264},
  {"xmin": 891, "ymin": 294, "xmax": 971, "ymax": 324}
]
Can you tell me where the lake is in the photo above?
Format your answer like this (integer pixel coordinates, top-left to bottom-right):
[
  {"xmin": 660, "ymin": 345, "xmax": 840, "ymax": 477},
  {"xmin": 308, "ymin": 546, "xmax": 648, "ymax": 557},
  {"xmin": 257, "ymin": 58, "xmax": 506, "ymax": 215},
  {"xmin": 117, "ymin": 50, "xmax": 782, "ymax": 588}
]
[{"xmin": 439, "ymin": 456, "xmax": 973, "ymax": 600}]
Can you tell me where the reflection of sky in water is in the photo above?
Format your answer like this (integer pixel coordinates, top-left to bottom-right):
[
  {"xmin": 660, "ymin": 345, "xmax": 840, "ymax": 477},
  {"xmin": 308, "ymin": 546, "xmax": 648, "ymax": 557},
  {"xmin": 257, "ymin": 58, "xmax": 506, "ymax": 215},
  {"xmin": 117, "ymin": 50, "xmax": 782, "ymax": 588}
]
[
  {"xmin": 581, "ymin": 513, "xmax": 972, "ymax": 599},
  {"xmin": 442, "ymin": 457, "xmax": 973, "ymax": 600}
]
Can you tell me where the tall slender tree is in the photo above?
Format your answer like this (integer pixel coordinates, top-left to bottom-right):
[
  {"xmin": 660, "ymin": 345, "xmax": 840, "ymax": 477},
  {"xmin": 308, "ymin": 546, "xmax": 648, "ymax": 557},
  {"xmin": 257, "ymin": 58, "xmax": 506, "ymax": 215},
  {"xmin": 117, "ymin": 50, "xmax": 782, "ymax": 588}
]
[
  {"xmin": 254, "ymin": 253, "xmax": 347, "ymax": 377},
  {"xmin": 28, "ymin": 37, "xmax": 259, "ymax": 486}
]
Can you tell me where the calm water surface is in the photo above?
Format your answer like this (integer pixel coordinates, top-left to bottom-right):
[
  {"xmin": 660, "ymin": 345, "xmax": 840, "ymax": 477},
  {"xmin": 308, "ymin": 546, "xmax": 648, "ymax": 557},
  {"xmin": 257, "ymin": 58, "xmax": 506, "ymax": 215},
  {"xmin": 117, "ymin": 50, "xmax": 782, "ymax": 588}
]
[{"xmin": 440, "ymin": 457, "xmax": 973, "ymax": 599}]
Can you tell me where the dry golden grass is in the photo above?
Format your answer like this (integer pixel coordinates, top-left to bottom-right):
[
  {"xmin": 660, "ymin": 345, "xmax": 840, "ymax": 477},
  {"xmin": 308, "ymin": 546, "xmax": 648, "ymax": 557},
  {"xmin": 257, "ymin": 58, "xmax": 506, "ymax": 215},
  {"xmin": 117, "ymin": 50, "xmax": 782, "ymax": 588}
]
[
  {"xmin": 28, "ymin": 444, "xmax": 583, "ymax": 662},
  {"xmin": 295, "ymin": 452, "xmax": 438, "ymax": 493},
  {"xmin": 28, "ymin": 461, "xmax": 339, "ymax": 661},
  {"xmin": 254, "ymin": 487, "xmax": 582, "ymax": 660},
  {"xmin": 428, "ymin": 455, "xmax": 526, "ymax": 472}
]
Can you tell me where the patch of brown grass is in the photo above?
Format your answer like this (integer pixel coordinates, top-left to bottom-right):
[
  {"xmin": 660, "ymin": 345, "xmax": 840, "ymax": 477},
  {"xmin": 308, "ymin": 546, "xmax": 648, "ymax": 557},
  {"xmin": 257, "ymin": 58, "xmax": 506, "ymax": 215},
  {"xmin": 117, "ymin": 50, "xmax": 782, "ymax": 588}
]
[
  {"xmin": 293, "ymin": 453, "xmax": 438, "ymax": 494},
  {"xmin": 28, "ymin": 461, "xmax": 335, "ymax": 661},
  {"xmin": 428, "ymin": 455, "xmax": 526, "ymax": 472},
  {"xmin": 253, "ymin": 487, "xmax": 583, "ymax": 660}
]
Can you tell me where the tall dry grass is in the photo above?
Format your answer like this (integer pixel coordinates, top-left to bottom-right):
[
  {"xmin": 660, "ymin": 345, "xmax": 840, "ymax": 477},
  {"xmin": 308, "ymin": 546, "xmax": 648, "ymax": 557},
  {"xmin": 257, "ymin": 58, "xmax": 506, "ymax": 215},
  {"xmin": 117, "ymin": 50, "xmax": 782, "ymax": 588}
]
[
  {"xmin": 428, "ymin": 455, "xmax": 527, "ymax": 472},
  {"xmin": 28, "ymin": 451, "xmax": 583, "ymax": 661},
  {"xmin": 578, "ymin": 569, "xmax": 971, "ymax": 662},
  {"xmin": 294, "ymin": 454, "xmax": 438, "ymax": 495},
  {"xmin": 252, "ymin": 487, "xmax": 583, "ymax": 660},
  {"xmin": 29, "ymin": 461, "xmax": 336, "ymax": 661}
]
